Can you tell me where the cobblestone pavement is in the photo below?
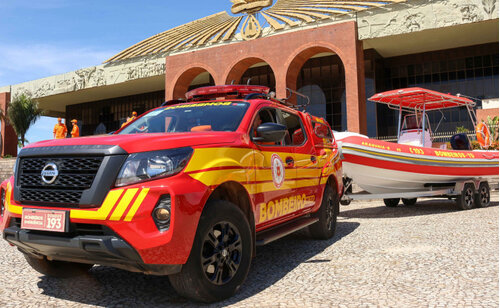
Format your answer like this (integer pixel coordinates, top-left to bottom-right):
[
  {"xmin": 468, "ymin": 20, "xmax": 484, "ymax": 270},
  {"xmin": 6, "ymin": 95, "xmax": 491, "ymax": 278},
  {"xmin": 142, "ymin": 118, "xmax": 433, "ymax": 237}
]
[{"xmin": 0, "ymin": 192, "xmax": 498, "ymax": 307}]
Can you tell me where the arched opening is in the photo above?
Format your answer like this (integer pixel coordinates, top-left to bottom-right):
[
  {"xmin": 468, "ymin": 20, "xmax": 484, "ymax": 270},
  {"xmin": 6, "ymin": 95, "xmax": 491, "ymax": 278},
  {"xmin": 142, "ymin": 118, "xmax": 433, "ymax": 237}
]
[
  {"xmin": 172, "ymin": 67, "xmax": 215, "ymax": 100},
  {"xmin": 290, "ymin": 49, "xmax": 346, "ymax": 132},
  {"xmin": 225, "ymin": 58, "xmax": 276, "ymax": 91}
]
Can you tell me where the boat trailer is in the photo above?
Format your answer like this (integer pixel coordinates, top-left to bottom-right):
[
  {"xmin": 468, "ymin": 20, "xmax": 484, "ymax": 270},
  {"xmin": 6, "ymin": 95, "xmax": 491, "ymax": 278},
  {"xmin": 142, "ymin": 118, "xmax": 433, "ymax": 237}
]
[{"xmin": 340, "ymin": 177, "xmax": 492, "ymax": 210}]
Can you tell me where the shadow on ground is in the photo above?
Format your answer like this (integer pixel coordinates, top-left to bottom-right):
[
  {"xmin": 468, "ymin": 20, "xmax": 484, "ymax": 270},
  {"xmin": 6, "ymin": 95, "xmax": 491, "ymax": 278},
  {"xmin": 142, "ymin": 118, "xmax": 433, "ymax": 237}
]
[
  {"xmin": 37, "ymin": 221, "xmax": 359, "ymax": 307},
  {"xmin": 340, "ymin": 199, "xmax": 499, "ymax": 219}
]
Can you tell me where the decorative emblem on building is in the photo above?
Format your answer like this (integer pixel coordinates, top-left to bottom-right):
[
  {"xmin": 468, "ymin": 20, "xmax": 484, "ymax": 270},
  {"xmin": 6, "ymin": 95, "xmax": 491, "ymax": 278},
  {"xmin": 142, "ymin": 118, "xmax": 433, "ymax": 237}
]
[
  {"xmin": 105, "ymin": 0, "xmax": 409, "ymax": 63},
  {"xmin": 231, "ymin": 0, "xmax": 273, "ymax": 40},
  {"xmin": 231, "ymin": 0, "xmax": 272, "ymax": 14}
]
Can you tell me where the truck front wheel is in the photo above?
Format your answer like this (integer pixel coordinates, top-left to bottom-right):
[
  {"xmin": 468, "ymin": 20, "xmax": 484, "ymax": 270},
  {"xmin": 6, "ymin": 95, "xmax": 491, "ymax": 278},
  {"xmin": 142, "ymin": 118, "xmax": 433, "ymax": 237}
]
[
  {"xmin": 309, "ymin": 185, "xmax": 339, "ymax": 240},
  {"xmin": 168, "ymin": 200, "xmax": 252, "ymax": 303},
  {"xmin": 24, "ymin": 254, "xmax": 93, "ymax": 278}
]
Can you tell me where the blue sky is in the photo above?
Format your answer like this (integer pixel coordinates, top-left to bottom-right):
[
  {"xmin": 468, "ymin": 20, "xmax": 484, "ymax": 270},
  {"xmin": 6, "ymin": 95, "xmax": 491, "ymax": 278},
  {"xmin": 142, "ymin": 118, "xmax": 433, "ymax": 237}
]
[{"xmin": 0, "ymin": 1, "xmax": 230, "ymax": 146}]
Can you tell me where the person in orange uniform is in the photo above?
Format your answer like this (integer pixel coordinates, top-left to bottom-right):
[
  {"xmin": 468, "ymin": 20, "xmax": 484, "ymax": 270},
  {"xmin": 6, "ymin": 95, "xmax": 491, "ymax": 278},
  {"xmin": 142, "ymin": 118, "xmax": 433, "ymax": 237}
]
[
  {"xmin": 70, "ymin": 119, "xmax": 79, "ymax": 138},
  {"xmin": 121, "ymin": 111, "xmax": 138, "ymax": 128},
  {"xmin": 53, "ymin": 117, "xmax": 67, "ymax": 139}
]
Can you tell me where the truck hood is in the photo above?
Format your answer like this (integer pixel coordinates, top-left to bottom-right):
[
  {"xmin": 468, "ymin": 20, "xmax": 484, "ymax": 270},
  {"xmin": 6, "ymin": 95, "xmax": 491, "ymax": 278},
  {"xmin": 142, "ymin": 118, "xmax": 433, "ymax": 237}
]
[{"xmin": 23, "ymin": 132, "xmax": 240, "ymax": 154}]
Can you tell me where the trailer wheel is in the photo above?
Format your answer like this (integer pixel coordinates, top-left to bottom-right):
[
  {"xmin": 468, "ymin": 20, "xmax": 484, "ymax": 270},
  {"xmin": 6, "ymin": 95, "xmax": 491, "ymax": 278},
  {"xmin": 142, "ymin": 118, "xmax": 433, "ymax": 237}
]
[
  {"xmin": 168, "ymin": 200, "xmax": 252, "ymax": 303},
  {"xmin": 402, "ymin": 198, "xmax": 417, "ymax": 206},
  {"xmin": 474, "ymin": 182, "xmax": 490, "ymax": 208},
  {"xmin": 456, "ymin": 183, "xmax": 475, "ymax": 210},
  {"xmin": 384, "ymin": 198, "xmax": 400, "ymax": 207},
  {"xmin": 340, "ymin": 178, "xmax": 352, "ymax": 206}
]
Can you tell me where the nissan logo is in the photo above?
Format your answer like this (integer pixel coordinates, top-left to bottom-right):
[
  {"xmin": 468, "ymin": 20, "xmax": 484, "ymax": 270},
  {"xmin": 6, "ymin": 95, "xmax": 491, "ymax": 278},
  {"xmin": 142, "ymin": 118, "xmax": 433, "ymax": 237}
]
[{"xmin": 41, "ymin": 163, "xmax": 59, "ymax": 184}]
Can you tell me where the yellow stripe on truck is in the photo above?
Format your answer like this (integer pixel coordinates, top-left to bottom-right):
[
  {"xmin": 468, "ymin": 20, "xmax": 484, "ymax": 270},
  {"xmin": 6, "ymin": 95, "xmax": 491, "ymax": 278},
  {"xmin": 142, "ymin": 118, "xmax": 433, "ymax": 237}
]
[
  {"xmin": 189, "ymin": 169, "xmax": 251, "ymax": 187},
  {"xmin": 184, "ymin": 148, "xmax": 254, "ymax": 172},
  {"xmin": 124, "ymin": 188, "xmax": 150, "ymax": 222},
  {"xmin": 70, "ymin": 190, "xmax": 123, "ymax": 220},
  {"xmin": 6, "ymin": 182, "xmax": 21, "ymax": 215},
  {"xmin": 109, "ymin": 188, "xmax": 138, "ymax": 221}
]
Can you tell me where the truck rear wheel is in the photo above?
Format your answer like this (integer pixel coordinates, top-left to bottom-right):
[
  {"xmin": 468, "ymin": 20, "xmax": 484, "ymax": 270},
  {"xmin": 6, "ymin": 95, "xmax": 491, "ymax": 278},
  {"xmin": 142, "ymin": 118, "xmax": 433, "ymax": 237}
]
[
  {"xmin": 474, "ymin": 182, "xmax": 490, "ymax": 208},
  {"xmin": 168, "ymin": 200, "xmax": 252, "ymax": 303},
  {"xmin": 24, "ymin": 254, "xmax": 93, "ymax": 278},
  {"xmin": 309, "ymin": 185, "xmax": 338, "ymax": 240}
]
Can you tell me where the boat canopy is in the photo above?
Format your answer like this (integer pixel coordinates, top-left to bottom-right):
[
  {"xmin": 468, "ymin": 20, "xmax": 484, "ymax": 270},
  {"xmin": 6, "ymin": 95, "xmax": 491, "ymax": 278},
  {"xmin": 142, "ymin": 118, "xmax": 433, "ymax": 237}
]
[{"xmin": 368, "ymin": 87, "xmax": 475, "ymax": 112}]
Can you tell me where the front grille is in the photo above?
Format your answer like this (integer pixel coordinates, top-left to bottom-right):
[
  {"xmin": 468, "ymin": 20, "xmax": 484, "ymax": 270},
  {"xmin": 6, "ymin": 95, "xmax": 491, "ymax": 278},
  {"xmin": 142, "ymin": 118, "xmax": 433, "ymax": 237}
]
[
  {"xmin": 20, "ymin": 189, "xmax": 83, "ymax": 205},
  {"xmin": 17, "ymin": 156, "xmax": 103, "ymax": 205}
]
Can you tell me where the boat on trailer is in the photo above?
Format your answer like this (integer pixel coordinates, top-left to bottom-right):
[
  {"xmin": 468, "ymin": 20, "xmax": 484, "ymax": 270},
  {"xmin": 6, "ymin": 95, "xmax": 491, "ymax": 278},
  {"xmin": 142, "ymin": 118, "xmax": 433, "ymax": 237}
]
[{"xmin": 336, "ymin": 87, "xmax": 499, "ymax": 209}]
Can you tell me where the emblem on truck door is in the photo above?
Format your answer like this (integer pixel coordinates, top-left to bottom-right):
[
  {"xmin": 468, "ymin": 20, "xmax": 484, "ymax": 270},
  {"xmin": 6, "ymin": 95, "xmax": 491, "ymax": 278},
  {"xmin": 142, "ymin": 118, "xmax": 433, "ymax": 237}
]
[
  {"xmin": 271, "ymin": 154, "xmax": 285, "ymax": 189},
  {"xmin": 41, "ymin": 163, "xmax": 59, "ymax": 184}
]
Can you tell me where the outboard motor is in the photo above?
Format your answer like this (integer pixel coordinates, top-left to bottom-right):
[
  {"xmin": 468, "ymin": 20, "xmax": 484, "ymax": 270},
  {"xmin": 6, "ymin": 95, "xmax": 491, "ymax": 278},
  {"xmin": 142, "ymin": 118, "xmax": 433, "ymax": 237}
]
[{"xmin": 450, "ymin": 133, "xmax": 472, "ymax": 150}]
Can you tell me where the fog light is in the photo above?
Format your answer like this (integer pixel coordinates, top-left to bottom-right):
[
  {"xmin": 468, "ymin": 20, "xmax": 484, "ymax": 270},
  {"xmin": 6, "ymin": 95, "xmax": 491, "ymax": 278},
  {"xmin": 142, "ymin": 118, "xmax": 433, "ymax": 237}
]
[
  {"xmin": 152, "ymin": 195, "xmax": 171, "ymax": 231},
  {"xmin": 154, "ymin": 208, "xmax": 170, "ymax": 222}
]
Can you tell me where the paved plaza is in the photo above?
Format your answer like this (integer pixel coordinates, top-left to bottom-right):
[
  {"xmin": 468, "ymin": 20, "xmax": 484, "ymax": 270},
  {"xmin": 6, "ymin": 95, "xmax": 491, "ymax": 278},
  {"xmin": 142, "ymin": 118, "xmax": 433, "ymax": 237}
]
[{"xmin": 0, "ymin": 192, "xmax": 498, "ymax": 307}]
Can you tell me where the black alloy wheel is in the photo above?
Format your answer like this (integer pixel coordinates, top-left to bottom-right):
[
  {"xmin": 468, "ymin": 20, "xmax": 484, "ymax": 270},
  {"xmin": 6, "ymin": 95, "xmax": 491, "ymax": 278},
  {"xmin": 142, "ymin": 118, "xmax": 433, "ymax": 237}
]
[
  {"xmin": 309, "ymin": 184, "xmax": 339, "ymax": 240},
  {"xmin": 201, "ymin": 221, "xmax": 242, "ymax": 285},
  {"xmin": 168, "ymin": 200, "xmax": 252, "ymax": 303},
  {"xmin": 474, "ymin": 182, "xmax": 490, "ymax": 208}
]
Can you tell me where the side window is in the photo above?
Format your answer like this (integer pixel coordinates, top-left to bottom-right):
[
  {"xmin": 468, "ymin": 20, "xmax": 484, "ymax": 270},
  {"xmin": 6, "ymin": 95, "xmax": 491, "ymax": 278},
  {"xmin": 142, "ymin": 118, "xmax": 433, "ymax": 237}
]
[
  {"xmin": 311, "ymin": 120, "xmax": 334, "ymax": 147},
  {"xmin": 312, "ymin": 122, "xmax": 332, "ymax": 140},
  {"xmin": 251, "ymin": 108, "xmax": 278, "ymax": 142},
  {"xmin": 277, "ymin": 109, "xmax": 306, "ymax": 146}
]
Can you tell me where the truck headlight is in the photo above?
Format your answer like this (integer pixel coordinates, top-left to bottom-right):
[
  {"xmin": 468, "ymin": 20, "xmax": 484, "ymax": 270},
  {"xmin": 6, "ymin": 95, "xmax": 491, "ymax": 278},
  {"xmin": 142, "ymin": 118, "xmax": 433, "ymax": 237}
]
[{"xmin": 115, "ymin": 147, "xmax": 193, "ymax": 187}]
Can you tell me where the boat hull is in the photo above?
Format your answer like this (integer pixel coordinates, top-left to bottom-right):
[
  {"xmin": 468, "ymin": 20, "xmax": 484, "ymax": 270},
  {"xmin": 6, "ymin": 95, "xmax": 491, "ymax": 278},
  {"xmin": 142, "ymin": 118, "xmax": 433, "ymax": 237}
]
[{"xmin": 338, "ymin": 136, "xmax": 499, "ymax": 194}]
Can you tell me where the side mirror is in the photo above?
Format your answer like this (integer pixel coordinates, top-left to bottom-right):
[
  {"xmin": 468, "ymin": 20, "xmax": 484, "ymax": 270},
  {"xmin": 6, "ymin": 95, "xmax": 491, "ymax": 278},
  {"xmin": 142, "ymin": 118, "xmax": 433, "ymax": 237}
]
[{"xmin": 253, "ymin": 122, "xmax": 287, "ymax": 143}]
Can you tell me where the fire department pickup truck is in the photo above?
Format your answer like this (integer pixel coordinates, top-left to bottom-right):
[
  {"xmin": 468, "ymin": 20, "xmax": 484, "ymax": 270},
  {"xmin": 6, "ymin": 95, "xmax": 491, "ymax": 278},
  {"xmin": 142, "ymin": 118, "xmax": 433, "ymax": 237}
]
[{"xmin": 0, "ymin": 85, "xmax": 343, "ymax": 302}]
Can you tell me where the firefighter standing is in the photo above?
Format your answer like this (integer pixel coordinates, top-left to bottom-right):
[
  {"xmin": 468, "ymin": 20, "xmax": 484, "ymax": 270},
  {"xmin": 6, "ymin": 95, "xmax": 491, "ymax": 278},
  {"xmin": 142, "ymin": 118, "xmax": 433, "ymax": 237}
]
[
  {"xmin": 71, "ymin": 119, "xmax": 79, "ymax": 138},
  {"xmin": 53, "ymin": 118, "xmax": 67, "ymax": 139},
  {"xmin": 121, "ymin": 111, "xmax": 138, "ymax": 128}
]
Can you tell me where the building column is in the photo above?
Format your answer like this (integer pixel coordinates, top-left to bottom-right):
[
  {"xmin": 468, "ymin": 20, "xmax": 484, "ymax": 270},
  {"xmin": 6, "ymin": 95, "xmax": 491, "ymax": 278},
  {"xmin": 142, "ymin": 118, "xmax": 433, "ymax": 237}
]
[
  {"xmin": 345, "ymin": 39, "xmax": 367, "ymax": 134},
  {"xmin": 0, "ymin": 92, "xmax": 18, "ymax": 157}
]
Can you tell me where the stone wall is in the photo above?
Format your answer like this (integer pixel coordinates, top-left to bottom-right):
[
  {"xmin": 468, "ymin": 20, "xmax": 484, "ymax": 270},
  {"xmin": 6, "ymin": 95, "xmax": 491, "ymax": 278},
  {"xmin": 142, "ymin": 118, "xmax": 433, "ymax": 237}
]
[
  {"xmin": 0, "ymin": 158, "xmax": 15, "ymax": 182},
  {"xmin": 7, "ymin": 56, "xmax": 166, "ymax": 101},
  {"xmin": 358, "ymin": 0, "xmax": 499, "ymax": 40}
]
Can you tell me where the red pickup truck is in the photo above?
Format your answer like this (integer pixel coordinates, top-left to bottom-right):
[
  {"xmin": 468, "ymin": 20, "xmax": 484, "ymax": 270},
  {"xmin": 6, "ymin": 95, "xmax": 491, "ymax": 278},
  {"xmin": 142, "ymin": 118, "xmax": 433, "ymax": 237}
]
[{"xmin": 0, "ymin": 85, "xmax": 343, "ymax": 302}]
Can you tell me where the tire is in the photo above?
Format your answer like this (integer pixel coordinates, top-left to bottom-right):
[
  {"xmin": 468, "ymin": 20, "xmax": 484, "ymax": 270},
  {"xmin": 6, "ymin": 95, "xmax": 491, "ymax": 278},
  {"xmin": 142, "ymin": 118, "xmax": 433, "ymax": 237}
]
[
  {"xmin": 402, "ymin": 198, "xmax": 417, "ymax": 206},
  {"xmin": 24, "ymin": 254, "xmax": 93, "ymax": 278},
  {"xmin": 309, "ymin": 185, "xmax": 339, "ymax": 240},
  {"xmin": 474, "ymin": 182, "xmax": 490, "ymax": 208},
  {"xmin": 340, "ymin": 178, "xmax": 351, "ymax": 206},
  {"xmin": 168, "ymin": 201, "xmax": 252, "ymax": 303},
  {"xmin": 456, "ymin": 183, "xmax": 475, "ymax": 210},
  {"xmin": 384, "ymin": 198, "xmax": 400, "ymax": 207}
]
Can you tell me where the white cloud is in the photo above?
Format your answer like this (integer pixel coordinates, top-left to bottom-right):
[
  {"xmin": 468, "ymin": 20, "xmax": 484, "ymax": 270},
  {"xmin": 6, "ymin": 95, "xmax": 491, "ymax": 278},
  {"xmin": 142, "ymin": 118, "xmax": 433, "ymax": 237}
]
[{"xmin": 0, "ymin": 43, "xmax": 117, "ymax": 86}]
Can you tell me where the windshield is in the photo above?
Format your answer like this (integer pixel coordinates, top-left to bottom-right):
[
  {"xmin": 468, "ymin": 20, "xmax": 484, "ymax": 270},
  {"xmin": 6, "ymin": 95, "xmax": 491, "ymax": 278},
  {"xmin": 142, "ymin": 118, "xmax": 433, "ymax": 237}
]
[
  {"xmin": 119, "ymin": 101, "xmax": 250, "ymax": 134},
  {"xmin": 402, "ymin": 113, "xmax": 431, "ymax": 131}
]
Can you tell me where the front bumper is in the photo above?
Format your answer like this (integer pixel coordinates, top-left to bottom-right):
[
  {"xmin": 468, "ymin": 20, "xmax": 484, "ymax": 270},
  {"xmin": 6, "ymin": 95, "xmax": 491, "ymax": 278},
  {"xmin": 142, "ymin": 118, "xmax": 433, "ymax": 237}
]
[
  {"xmin": 3, "ymin": 226, "xmax": 181, "ymax": 275},
  {"xmin": 2, "ymin": 172, "xmax": 211, "ymax": 266}
]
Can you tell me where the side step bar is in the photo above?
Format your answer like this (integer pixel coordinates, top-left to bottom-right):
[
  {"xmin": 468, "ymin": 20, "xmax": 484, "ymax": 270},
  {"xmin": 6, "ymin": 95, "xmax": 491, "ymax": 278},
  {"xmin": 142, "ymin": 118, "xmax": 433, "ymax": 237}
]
[{"xmin": 256, "ymin": 217, "xmax": 318, "ymax": 246}]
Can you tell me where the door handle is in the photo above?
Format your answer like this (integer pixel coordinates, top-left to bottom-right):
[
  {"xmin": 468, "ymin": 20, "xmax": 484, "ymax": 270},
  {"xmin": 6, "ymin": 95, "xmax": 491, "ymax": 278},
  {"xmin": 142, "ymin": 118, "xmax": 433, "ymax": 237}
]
[{"xmin": 285, "ymin": 157, "xmax": 294, "ymax": 167}]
